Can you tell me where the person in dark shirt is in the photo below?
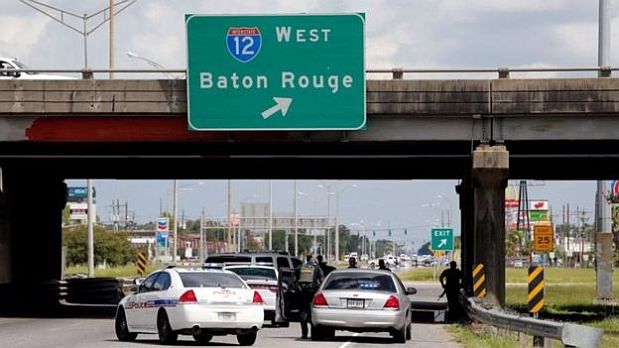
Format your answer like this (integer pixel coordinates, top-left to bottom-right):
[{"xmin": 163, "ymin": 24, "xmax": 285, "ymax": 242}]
[
  {"xmin": 439, "ymin": 261, "xmax": 464, "ymax": 321},
  {"xmin": 348, "ymin": 257, "xmax": 357, "ymax": 268},
  {"xmin": 378, "ymin": 259, "xmax": 391, "ymax": 271},
  {"xmin": 294, "ymin": 254, "xmax": 323, "ymax": 339},
  {"xmin": 316, "ymin": 255, "xmax": 335, "ymax": 276}
]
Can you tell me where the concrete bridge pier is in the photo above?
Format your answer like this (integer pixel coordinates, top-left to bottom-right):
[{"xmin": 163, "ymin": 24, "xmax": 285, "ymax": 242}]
[
  {"xmin": 471, "ymin": 145, "xmax": 509, "ymax": 307},
  {"xmin": 0, "ymin": 166, "xmax": 66, "ymax": 311},
  {"xmin": 456, "ymin": 175, "xmax": 474, "ymax": 295}
]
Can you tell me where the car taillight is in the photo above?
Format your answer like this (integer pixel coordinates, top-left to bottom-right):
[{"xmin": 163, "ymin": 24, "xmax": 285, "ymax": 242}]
[
  {"xmin": 179, "ymin": 290, "xmax": 197, "ymax": 304},
  {"xmin": 383, "ymin": 295, "xmax": 400, "ymax": 310},
  {"xmin": 253, "ymin": 291, "xmax": 264, "ymax": 304},
  {"xmin": 312, "ymin": 293, "xmax": 328, "ymax": 307}
]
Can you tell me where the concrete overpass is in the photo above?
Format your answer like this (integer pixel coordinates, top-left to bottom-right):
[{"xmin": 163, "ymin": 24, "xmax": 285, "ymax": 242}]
[{"xmin": 0, "ymin": 77, "xmax": 618, "ymax": 311}]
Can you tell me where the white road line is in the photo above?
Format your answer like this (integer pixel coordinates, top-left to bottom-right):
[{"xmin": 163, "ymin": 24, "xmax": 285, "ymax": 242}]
[{"xmin": 338, "ymin": 332, "xmax": 362, "ymax": 348}]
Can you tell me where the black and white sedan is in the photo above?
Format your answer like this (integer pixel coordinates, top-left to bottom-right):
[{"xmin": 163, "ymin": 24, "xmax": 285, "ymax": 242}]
[{"xmin": 115, "ymin": 267, "xmax": 264, "ymax": 345}]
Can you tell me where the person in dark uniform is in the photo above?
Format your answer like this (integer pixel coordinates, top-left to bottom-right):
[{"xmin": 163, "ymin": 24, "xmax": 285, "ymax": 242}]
[
  {"xmin": 378, "ymin": 259, "xmax": 391, "ymax": 271},
  {"xmin": 316, "ymin": 255, "xmax": 335, "ymax": 276},
  {"xmin": 439, "ymin": 261, "xmax": 464, "ymax": 322},
  {"xmin": 294, "ymin": 254, "xmax": 324, "ymax": 339},
  {"xmin": 348, "ymin": 257, "xmax": 357, "ymax": 268}
]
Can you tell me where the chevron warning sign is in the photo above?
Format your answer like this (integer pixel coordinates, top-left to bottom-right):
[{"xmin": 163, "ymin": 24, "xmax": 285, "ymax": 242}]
[
  {"xmin": 137, "ymin": 252, "xmax": 147, "ymax": 276},
  {"xmin": 528, "ymin": 265, "xmax": 544, "ymax": 314},
  {"xmin": 472, "ymin": 263, "xmax": 487, "ymax": 298}
]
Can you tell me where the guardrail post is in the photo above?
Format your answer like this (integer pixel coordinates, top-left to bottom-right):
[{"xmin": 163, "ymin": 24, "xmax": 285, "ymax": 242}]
[
  {"xmin": 599, "ymin": 66, "xmax": 612, "ymax": 77},
  {"xmin": 81, "ymin": 69, "xmax": 94, "ymax": 79},
  {"xmin": 137, "ymin": 252, "xmax": 147, "ymax": 276},
  {"xmin": 498, "ymin": 67, "xmax": 510, "ymax": 78},
  {"xmin": 392, "ymin": 68, "xmax": 403, "ymax": 79}
]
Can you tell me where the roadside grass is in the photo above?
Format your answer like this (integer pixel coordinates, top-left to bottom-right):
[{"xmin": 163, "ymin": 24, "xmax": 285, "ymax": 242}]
[
  {"xmin": 506, "ymin": 267, "xmax": 619, "ymax": 284},
  {"xmin": 446, "ymin": 323, "xmax": 520, "ymax": 348},
  {"xmin": 65, "ymin": 263, "xmax": 166, "ymax": 278}
]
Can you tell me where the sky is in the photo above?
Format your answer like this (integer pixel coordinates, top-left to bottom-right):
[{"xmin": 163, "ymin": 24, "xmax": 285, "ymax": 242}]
[{"xmin": 2, "ymin": 1, "xmax": 617, "ymax": 248}]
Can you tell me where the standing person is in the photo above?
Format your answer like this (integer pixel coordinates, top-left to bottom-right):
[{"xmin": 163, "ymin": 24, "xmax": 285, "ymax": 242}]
[
  {"xmin": 439, "ymin": 261, "xmax": 464, "ymax": 322},
  {"xmin": 316, "ymin": 254, "xmax": 335, "ymax": 276},
  {"xmin": 348, "ymin": 257, "xmax": 358, "ymax": 268},
  {"xmin": 295, "ymin": 254, "xmax": 323, "ymax": 339},
  {"xmin": 378, "ymin": 259, "xmax": 391, "ymax": 271}
]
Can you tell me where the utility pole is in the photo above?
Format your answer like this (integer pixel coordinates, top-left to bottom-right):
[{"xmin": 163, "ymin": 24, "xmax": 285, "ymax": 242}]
[
  {"xmin": 597, "ymin": 0, "xmax": 614, "ymax": 301},
  {"xmin": 200, "ymin": 208, "xmax": 205, "ymax": 262},
  {"xmin": 269, "ymin": 180, "xmax": 273, "ymax": 250},
  {"xmin": 172, "ymin": 180, "xmax": 178, "ymax": 262},
  {"xmin": 294, "ymin": 180, "xmax": 299, "ymax": 257},
  {"xmin": 87, "ymin": 179, "xmax": 94, "ymax": 277},
  {"xmin": 227, "ymin": 180, "xmax": 232, "ymax": 252},
  {"xmin": 109, "ymin": 0, "xmax": 115, "ymax": 79}
]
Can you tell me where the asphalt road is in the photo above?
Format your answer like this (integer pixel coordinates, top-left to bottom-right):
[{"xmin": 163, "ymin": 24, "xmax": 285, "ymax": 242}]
[
  {"xmin": 0, "ymin": 317, "xmax": 460, "ymax": 348},
  {"xmin": 0, "ymin": 281, "xmax": 460, "ymax": 347}
]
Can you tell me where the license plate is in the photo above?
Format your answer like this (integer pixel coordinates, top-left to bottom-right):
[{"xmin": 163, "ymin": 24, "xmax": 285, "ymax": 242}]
[
  {"xmin": 218, "ymin": 312, "xmax": 236, "ymax": 321},
  {"xmin": 346, "ymin": 299, "xmax": 365, "ymax": 309}
]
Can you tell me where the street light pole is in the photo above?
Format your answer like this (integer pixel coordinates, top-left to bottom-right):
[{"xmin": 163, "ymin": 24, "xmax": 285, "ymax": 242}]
[
  {"xmin": 87, "ymin": 179, "xmax": 94, "ymax": 277},
  {"xmin": 269, "ymin": 180, "xmax": 273, "ymax": 250}
]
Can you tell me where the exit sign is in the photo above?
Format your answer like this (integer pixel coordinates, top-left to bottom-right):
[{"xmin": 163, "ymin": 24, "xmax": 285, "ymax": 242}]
[
  {"xmin": 186, "ymin": 14, "xmax": 366, "ymax": 130},
  {"xmin": 431, "ymin": 228, "xmax": 454, "ymax": 251}
]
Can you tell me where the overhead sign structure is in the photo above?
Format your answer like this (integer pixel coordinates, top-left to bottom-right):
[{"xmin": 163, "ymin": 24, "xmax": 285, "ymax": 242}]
[
  {"xmin": 186, "ymin": 14, "xmax": 366, "ymax": 130},
  {"xmin": 431, "ymin": 228, "xmax": 454, "ymax": 251},
  {"xmin": 533, "ymin": 225, "xmax": 554, "ymax": 252}
]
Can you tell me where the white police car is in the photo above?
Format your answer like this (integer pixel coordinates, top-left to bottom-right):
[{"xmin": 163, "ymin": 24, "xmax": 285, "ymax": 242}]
[{"xmin": 115, "ymin": 267, "xmax": 264, "ymax": 345}]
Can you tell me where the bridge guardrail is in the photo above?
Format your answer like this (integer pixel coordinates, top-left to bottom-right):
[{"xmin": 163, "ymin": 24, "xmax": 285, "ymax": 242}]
[
  {"xmin": 461, "ymin": 291, "xmax": 603, "ymax": 347},
  {"xmin": 8, "ymin": 66, "xmax": 619, "ymax": 80}
]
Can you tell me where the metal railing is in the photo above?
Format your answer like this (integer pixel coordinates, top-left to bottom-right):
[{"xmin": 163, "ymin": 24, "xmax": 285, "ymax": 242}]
[
  {"xmin": 462, "ymin": 292, "xmax": 603, "ymax": 347},
  {"xmin": 4, "ymin": 66, "xmax": 618, "ymax": 80}
]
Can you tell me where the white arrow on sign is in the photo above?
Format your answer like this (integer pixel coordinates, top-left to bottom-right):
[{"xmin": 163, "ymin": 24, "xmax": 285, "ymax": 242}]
[
  {"xmin": 437, "ymin": 239, "xmax": 447, "ymax": 248},
  {"xmin": 261, "ymin": 97, "xmax": 293, "ymax": 119}
]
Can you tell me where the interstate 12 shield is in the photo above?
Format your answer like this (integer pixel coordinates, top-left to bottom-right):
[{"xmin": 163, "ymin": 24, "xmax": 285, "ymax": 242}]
[{"xmin": 226, "ymin": 27, "xmax": 262, "ymax": 63}]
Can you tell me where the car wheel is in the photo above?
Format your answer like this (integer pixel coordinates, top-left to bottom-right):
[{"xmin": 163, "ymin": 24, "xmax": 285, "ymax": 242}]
[
  {"xmin": 115, "ymin": 307, "xmax": 137, "ymax": 341},
  {"xmin": 237, "ymin": 331, "xmax": 257, "ymax": 346},
  {"xmin": 157, "ymin": 310, "xmax": 178, "ymax": 345},
  {"xmin": 193, "ymin": 334, "xmax": 213, "ymax": 344},
  {"xmin": 392, "ymin": 325, "xmax": 406, "ymax": 344}
]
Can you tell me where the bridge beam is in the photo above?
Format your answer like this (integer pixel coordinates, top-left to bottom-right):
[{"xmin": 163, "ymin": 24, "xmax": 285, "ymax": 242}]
[{"xmin": 472, "ymin": 144, "xmax": 509, "ymax": 307}]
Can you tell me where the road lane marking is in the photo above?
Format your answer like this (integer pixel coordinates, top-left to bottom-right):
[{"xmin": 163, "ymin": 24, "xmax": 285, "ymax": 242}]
[{"xmin": 339, "ymin": 332, "xmax": 361, "ymax": 348}]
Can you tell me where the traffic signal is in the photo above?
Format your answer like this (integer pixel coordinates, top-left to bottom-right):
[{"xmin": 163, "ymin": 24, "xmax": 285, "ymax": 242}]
[
  {"xmin": 404, "ymin": 228, "xmax": 407, "ymax": 235},
  {"xmin": 388, "ymin": 229, "xmax": 392, "ymax": 237},
  {"xmin": 373, "ymin": 230, "xmax": 376, "ymax": 237}
]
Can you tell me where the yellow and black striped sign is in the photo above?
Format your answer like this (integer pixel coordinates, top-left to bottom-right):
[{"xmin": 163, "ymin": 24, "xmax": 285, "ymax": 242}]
[
  {"xmin": 472, "ymin": 263, "xmax": 487, "ymax": 298},
  {"xmin": 528, "ymin": 265, "xmax": 544, "ymax": 313},
  {"xmin": 137, "ymin": 252, "xmax": 147, "ymax": 276}
]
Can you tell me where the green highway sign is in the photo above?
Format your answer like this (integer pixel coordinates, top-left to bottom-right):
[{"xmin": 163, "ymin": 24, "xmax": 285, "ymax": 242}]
[
  {"xmin": 431, "ymin": 228, "xmax": 454, "ymax": 251},
  {"xmin": 186, "ymin": 14, "xmax": 366, "ymax": 130}
]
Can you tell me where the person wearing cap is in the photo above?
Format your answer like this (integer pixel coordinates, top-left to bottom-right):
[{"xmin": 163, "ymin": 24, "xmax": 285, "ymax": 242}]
[{"xmin": 378, "ymin": 259, "xmax": 391, "ymax": 271}]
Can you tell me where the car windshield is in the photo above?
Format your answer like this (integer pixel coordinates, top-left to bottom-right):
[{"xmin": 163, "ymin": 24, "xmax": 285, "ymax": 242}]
[
  {"xmin": 227, "ymin": 267, "xmax": 276, "ymax": 280},
  {"xmin": 179, "ymin": 272, "xmax": 246, "ymax": 288},
  {"xmin": 323, "ymin": 272, "xmax": 396, "ymax": 292}
]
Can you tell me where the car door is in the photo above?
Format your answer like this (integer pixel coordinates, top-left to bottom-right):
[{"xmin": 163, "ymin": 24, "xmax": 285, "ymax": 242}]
[
  {"xmin": 144, "ymin": 272, "xmax": 172, "ymax": 331},
  {"xmin": 127, "ymin": 272, "xmax": 160, "ymax": 331},
  {"xmin": 275, "ymin": 268, "xmax": 302, "ymax": 323}
]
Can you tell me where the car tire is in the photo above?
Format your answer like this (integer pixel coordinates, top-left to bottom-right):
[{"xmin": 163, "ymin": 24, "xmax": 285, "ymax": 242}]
[
  {"xmin": 405, "ymin": 323, "xmax": 412, "ymax": 340},
  {"xmin": 193, "ymin": 334, "xmax": 213, "ymax": 344},
  {"xmin": 237, "ymin": 331, "xmax": 257, "ymax": 346},
  {"xmin": 311, "ymin": 325, "xmax": 334, "ymax": 341},
  {"xmin": 392, "ymin": 325, "xmax": 406, "ymax": 344},
  {"xmin": 157, "ymin": 310, "xmax": 178, "ymax": 345},
  {"xmin": 115, "ymin": 307, "xmax": 137, "ymax": 342}
]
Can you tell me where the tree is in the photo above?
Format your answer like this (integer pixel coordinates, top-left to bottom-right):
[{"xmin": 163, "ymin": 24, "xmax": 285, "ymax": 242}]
[
  {"xmin": 417, "ymin": 242, "xmax": 433, "ymax": 256},
  {"xmin": 63, "ymin": 226, "xmax": 136, "ymax": 266}
]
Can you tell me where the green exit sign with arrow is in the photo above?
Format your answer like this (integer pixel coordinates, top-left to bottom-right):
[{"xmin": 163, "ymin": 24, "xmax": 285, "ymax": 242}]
[
  {"xmin": 431, "ymin": 228, "xmax": 454, "ymax": 251},
  {"xmin": 185, "ymin": 14, "xmax": 366, "ymax": 130}
]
